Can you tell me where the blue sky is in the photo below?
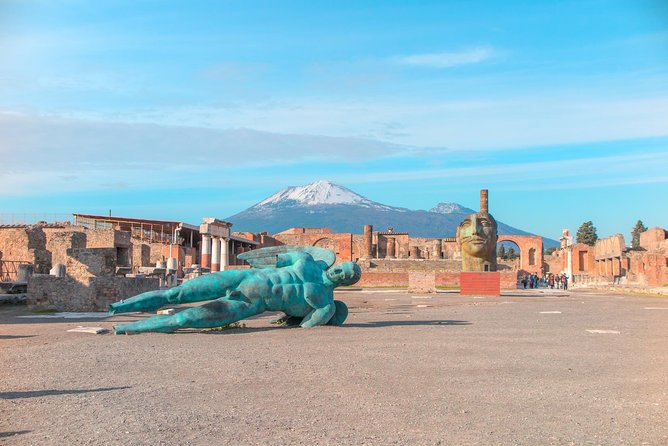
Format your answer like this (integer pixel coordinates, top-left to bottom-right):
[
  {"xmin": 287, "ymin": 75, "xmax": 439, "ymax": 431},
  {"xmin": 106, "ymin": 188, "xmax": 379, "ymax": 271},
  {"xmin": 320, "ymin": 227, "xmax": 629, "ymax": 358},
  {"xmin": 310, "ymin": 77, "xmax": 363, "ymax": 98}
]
[{"xmin": 1, "ymin": 0, "xmax": 667, "ymax": 240}]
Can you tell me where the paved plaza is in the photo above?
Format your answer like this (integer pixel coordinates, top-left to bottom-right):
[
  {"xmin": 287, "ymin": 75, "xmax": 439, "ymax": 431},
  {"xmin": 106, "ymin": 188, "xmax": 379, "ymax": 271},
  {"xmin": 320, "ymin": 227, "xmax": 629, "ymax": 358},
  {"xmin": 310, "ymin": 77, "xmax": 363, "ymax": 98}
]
[{"xmin": 1, "ymin": 288, "xmax": 667, "ymax": 445}]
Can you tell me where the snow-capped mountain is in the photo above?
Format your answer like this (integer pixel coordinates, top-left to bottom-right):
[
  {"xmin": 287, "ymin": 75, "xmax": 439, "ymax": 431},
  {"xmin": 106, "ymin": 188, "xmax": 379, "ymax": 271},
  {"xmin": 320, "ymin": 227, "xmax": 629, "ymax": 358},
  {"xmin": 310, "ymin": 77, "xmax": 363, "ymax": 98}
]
[
  {"xmin": 430, "ymin": 202, "xmax": 475, "ymax": 215},
  {"xmin": 256, "ymin": 180, "xmax": 394, "ymax": 210},
  {"xmin": 226, "ymin": 180, "xmax": 556, "ymax": 245}
]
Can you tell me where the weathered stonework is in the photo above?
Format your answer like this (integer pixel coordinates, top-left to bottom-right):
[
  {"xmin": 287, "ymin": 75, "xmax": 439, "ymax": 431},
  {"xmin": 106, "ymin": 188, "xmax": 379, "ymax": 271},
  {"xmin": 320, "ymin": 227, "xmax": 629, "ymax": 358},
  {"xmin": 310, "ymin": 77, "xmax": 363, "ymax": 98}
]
[
  {"xmin": 407, "ymin": 271, "xmax": 436, "ymax": 293},
  {"xmin": 28, "ymin": 275, "xmax": 159, "ymax": 311}
]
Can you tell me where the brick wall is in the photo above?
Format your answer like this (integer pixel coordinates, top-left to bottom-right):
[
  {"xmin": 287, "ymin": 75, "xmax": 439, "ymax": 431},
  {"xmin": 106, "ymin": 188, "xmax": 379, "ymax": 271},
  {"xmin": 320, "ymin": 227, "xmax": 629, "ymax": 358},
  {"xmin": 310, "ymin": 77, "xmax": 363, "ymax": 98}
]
[
  {"xmin": 460, "ymin": 272, "xmax": 501, "ymax": 296},
  {"xmin": 356, "ymin": 272, "xmax": 409, "ymax": 287},
  {"xmin": 273, "ymin": 231, "xmax": 354, "ymax": 262},
  {"xmin": 364, "ymin": 259, "xmax": 461, "ymax": 272}
]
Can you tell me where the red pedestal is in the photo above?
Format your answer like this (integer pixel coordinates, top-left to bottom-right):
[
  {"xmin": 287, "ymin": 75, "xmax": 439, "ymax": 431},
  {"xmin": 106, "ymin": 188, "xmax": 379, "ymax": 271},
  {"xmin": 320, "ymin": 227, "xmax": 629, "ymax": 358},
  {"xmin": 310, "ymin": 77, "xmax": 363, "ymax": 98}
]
[{"xmin": 460, "ymin": 272, "xmax": 501, "ymax": 296}]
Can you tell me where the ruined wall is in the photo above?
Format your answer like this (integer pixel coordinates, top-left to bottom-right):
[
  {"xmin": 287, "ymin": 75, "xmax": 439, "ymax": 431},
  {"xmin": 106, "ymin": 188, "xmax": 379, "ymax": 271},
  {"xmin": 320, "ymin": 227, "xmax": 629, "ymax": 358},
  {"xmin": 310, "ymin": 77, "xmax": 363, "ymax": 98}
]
[
  {"xmin": 543, "ymin": 252, "xmax": 565, "ymax": 274},
  {"xmin": 0, "ymin": 226, "xmax": 50, "ymax": 273},
  {"xmin": 66, "ymin": 248, "xmax": 117, "ymax": 279},
  {"xmin": 356, "ymin": 272, "xmax": 409, "ymax": 287},
  {"xmin": 272, "ymin": 230, "xmax": 354, "ymax": 262},
  {"xmin": 408, "ymin": 271, "xmax": 436, "ymax": 292},
  {"xmin": 0, "ymin": 228, "xmax": 36, "ymax": 263},
  {"xmin": 84, "ymin": 228, "xmax": 119, "ymax": 248},
  {"xmin": 43, "ymin": 229, "xmax": 87, "ymax": 267},
  {"xmin": 595, "ymin": 234, "xmax": 626, "ymax": 259},
  {"xmin": 441, "ymin": 239, "xmax": 458, "ymax": 260},
  {"xmin": 356, "ymin": 270, "xmax": 518, "ymax": 289},
  {"xmin": 640, "ymin": 227, "xmax": 668, "ymax": 251},
  {"xmin": 28, "ymin": 275, "xmax": 159, "ymax": 311},
  {"xmin": 131, "ymin": 241, "xmax": 151, "ymax": 268},
  {"xmin": 408, "ymin": 237, "xmax": 444, "ymax": 259},
  {"xmin": 149, "ymin": 242, "xmax": 167, "ymax": 265},
  {"xmin": 627, "ymin": 252, "xmax": 668, "ymax": 287},
  {"xmin": 571, "ymin": 244, "xmax": 595, "ymax": 274},
  {"xmin": 363, "ymin": 259, "xmax": 461, "ymax": 272}
]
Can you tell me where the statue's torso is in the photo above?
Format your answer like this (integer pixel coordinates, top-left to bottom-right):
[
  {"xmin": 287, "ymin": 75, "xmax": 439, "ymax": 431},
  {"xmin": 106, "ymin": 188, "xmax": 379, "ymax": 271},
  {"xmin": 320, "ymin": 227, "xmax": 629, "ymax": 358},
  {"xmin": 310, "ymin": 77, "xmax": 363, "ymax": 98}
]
[{"xmin": 236, "ymin": 260, "xmax": 325, "ymax": 316}]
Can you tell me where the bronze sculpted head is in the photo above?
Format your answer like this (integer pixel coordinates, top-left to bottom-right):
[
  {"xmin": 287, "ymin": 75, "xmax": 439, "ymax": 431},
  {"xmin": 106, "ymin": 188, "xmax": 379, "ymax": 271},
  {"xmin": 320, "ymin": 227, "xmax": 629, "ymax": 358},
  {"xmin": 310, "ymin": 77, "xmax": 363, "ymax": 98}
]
[{"xmin": 456, "ymin": 190, "xmax": 498, "ymax": 272}]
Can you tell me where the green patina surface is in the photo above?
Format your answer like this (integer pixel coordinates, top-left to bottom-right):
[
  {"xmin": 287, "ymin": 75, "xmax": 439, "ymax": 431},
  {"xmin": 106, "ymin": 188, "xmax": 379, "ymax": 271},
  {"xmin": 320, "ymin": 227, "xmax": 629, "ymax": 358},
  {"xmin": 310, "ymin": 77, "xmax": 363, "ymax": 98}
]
[
  {"xmin": 456, "ymin": 211, "xmax": 498, "ymax": 272},
  {"xmin": 109, "ymin": 246, "xmax": 360, "ymax": 334}
]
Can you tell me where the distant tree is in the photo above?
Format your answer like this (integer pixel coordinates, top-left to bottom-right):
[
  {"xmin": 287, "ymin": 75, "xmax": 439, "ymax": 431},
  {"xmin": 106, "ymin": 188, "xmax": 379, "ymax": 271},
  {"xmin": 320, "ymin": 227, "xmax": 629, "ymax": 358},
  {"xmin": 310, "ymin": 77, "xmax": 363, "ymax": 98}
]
[
  {"xmin": 544, "ymin": 247, "xmax": 557, "ymax": 256},
  {"xmin": 507, "ymin": 246, "xmax": 516, "ymax": 260},
  {"xmin": 498, "ymin": 244, "xmax": 506, "ymax": 258},
  {"xmin": 631, "ymin": 220, "xmax": 647, "ymax": 249},
  {"xmin": 576, "ymin": 221, "xmax": 598, "ymax": 246}
]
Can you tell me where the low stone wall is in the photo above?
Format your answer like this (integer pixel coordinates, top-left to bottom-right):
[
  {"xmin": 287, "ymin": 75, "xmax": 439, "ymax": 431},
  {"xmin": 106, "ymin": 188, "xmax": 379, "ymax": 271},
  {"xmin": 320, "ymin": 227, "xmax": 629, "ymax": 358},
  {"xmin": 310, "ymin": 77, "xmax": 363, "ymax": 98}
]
[
  {"xmin": 356, "ymin": 272, "xmax": 409, "ymax": 287},
  {"xmin": 407, "ymin": 271, "xmax": 436, "ymax": 293},
  {"xmin": 28, "ymin": 275, "xmax": 160, "ymax": 311},
  {"xmin": 460, "ymin": 272, "xmax": 501, "ymax": 296},
  {"xmin": 357, "ymin": 270, "xmax": 518, "ymax": 289}
]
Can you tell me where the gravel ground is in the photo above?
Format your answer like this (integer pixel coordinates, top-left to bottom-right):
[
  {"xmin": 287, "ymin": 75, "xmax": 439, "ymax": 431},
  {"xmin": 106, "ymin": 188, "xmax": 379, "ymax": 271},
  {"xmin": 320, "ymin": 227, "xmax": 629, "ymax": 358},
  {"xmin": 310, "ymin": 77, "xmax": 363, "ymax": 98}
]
[{"xmin": 1, "ymin": 288, "xmax": 667, "ymax": 445}]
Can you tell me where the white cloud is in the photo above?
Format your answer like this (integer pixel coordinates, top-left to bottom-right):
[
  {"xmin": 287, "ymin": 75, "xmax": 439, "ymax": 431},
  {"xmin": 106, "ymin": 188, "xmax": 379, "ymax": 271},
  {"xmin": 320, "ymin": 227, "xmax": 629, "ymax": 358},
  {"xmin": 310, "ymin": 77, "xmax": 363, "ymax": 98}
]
[
  {"xmin": 0, "ymin": 110, "xmax": 409, "ymax": 189},
  {"xmin": 393, "ymin": 47, "xmax": 494, "ymax": 68}
]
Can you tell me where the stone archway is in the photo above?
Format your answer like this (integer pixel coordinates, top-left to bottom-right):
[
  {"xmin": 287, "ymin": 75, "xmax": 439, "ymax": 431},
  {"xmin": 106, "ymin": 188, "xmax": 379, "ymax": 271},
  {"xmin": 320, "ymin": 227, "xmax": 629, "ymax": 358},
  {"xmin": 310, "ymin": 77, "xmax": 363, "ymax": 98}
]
[
  {"xmin": 496, "ymin": 235, "xmax": 543, "ymax": 274},
  {"xmin": 313, "ymin": 237, "xmax": 337, "ymax": 254},
  {"xmin": 497, "ymin": 239, "xmax": 521, "ymax": 271}
]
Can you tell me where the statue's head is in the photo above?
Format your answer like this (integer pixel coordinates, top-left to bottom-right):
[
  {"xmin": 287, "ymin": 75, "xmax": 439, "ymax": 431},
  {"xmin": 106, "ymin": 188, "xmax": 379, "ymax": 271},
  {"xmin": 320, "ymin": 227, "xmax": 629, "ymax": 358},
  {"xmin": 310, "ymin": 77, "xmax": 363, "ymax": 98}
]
[
  {"xmin": 326, "ymin": 261, "xmax": 362, "ymax": 286},
  {"xmin": 456, "ymin": 212, "xmax": 498, "ymax": 271}
]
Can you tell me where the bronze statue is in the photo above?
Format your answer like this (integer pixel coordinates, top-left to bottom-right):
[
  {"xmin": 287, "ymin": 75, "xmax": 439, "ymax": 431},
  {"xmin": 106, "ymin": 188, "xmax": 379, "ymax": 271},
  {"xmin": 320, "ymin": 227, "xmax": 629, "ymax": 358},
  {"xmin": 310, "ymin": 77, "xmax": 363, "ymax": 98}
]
[
  {"xmin": 109, "ymin": 246, "xmax": 361, "ymax": 334},
  {"xmin": 456, "ymin": 190, "xmax": 498, "ymax": 272}
]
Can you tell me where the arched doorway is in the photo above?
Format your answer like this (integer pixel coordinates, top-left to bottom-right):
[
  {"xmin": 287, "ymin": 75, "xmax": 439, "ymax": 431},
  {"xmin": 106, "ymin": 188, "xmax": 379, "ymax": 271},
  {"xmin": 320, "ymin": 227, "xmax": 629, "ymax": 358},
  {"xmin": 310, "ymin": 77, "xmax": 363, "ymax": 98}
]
[
  {"xmin": 496, "ymin": 235, "xmax": 544, "ymax": 274},
  {"xmin": 313, "ymin": 237, "xmax": 337, "ymax": 255},
  {"xmin": 497, "ymin": 240, "xmax": 521, "ymax": 271}
]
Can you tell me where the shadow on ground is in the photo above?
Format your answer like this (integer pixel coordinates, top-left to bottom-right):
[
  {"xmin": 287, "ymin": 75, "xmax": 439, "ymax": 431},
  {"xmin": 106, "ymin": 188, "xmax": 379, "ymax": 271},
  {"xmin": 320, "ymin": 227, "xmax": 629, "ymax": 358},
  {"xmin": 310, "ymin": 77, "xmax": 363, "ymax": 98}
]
[
  {"xmin": 345, "ymin": 320, "xmax": 471, "ymax": 328},
  {"xmin": 0, "ymin": 431, "xmax": 31, "ymax": 439},
  {"xmin": 0, "ymin": 386, "xmax": 131, "ymax": 400}
]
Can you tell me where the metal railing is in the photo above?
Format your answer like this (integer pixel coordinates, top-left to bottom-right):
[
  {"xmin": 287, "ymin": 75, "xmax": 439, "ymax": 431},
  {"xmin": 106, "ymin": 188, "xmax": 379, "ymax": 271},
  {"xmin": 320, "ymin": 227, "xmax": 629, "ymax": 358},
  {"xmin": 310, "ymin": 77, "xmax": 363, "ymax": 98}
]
[
  {"xmin": 0, "ymin": 213, "xmax": 73, "ymax": 226},
  {"xmin": 0, "ymin": 260, "xmax": 31, "ymax": 282}
]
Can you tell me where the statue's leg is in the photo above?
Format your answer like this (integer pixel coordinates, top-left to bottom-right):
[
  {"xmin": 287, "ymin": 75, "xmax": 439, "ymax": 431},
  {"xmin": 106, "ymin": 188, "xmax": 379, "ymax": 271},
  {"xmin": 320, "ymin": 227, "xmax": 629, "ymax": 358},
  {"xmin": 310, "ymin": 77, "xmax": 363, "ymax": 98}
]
[
  {"xmin": 113, "ymin": 293, "xmax": 265, "ymax": 334},
  {"xmin": 326, "ymin": 300, "xmax": 349, "ymax": 326},
  {"xmin": 109, "ymin": 270, "xmax": 249, "ymax": 314}
]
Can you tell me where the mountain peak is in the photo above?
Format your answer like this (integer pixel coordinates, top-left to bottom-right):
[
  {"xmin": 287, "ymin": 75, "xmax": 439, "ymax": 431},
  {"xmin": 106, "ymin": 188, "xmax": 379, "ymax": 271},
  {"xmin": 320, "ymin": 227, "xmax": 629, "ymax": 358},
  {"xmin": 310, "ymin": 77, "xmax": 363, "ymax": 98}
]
[
  {"xmin": 430, "ymin": 202, "xmax": 475, "ymax": 214},
  {"xmin": 256, "ymin": 180, "xmax": 380, "ymax": 208}
]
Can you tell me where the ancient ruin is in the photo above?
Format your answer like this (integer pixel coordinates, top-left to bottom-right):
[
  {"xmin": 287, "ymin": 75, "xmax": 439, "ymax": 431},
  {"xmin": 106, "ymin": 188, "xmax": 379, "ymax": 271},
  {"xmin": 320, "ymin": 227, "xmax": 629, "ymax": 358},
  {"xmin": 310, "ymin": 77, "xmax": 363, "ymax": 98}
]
[
  {"xmin": 1, "ymin": 190, "xmax": 666, "ymax": 313},
  {"xmin": 546, "ymin": 227, "xmax": 668, "ymax": 288}
]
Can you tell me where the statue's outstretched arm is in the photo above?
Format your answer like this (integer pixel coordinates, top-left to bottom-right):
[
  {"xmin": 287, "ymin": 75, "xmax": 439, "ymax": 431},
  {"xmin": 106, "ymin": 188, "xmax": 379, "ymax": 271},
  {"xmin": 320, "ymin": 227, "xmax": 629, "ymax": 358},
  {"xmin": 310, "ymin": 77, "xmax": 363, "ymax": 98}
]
[{"xmin": 300, "ymin": 283, "xmax": 335, "ymax": 328}]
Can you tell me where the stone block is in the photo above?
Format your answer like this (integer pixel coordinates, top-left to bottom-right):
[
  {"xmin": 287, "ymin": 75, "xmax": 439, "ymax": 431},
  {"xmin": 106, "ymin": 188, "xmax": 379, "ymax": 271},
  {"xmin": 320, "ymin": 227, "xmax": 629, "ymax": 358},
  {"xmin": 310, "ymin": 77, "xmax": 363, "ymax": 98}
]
[{"xmin": 460, "ymin": 272, "xmax": 501, "ymax": 296}]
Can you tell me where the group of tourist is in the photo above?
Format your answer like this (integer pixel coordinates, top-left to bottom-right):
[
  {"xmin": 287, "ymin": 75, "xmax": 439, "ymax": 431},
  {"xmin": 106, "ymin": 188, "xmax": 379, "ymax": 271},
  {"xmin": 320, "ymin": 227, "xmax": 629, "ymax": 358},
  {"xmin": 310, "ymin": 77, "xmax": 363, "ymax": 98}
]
[{"xmin": 520, "ymin": 272, "xmax": 569, "ymax": 290}]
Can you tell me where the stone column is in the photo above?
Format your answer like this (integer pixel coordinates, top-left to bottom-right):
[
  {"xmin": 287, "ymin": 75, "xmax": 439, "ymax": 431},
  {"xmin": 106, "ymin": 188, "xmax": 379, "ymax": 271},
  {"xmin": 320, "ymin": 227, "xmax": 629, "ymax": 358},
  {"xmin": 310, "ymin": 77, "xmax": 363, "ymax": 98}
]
[
  {"xmin": 386, "ymin": 238, "xmax": 395, "ymax": 258},
  {"xmin": 211, "ymin": 236, "xmax": 221, "ymax": 272},
  {"xmin": 433, "ymin": 239, "xmax": 442, "ymax": 259},
  {"xmin": 363, "ymin": 224, "xmax": 373, "ymax": 259},
  {"xmin": 201, "ymin": 234, "xmax": 211, "ymax": 269},
  {"xmin": 480, "ymin": 189, "xmax": 489, "ymax": 213},
  {"xmin": 220, "ymin": 238, "xmax": 229, "ymax": 271}
]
